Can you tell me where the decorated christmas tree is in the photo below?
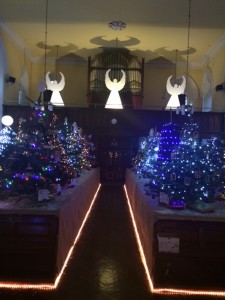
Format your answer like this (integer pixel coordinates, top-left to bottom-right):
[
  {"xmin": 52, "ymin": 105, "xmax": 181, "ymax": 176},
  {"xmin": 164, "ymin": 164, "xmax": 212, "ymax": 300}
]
[
  {"xmin": 80, "ymin": 134, "xmax": 97, "ymax": 170},
  {"xmin": 132, "ymin": 128, "xmax": 160, "ymax": 177},
  {"xmin": 58, "ymin": 119, "xmax": 97, "ymax": 175},
  {"xmin": 157, "ymin": 122, "xmax": 180, "ymax": 162},
  {"xmin": 43, "ymin": 113, "xmax": 75, "ymax": 187},
  {"xmin": 135, "ymin": 117, "xmax": 224, "ymax": 209},
  {"xmin": 0, "ymin": 108, "xmax": 74, "ymax": 196},
  {"xmin": 58, "ymin": 119, "xmax": 85, "ymax": 176},
  {"xmin": 0, "ymin": 125, "xmax": 16, "ymax": 155},
  {"xmin": 84, "ymin": 135, "xmax": 97, "ymax": 168},
  {"xmin": 157, "ymin": 120, "xmax": 223, "ymax": 206},
  {"xmin": 145, "ymin": 122, "xmax": 181, "ymax": 193}
]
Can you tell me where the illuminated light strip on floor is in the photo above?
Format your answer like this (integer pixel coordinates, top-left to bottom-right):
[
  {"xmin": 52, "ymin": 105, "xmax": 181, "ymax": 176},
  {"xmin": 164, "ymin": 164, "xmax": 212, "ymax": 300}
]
[
  {"xmin": 123, "ymin": 185, "xmax": 154, "ymax": 292},
  {"xmin": 124, "ymin": 185, "xmax": 225, "ymax": 298},
  {"xmin": 54, "ymin": 183, "xmax": 101, "ymax": 288},
  {"xmin": 0, "ymin": 282, "xmax": 55, "ymax": 290},
  {"xmin": 0, "ymin": 183, "xmax": 101, "ymax": 291}
]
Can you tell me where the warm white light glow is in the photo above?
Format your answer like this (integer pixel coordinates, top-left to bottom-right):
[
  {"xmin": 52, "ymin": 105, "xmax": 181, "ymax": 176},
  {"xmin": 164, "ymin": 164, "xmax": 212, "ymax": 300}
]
[
  {"xmin": 124, "ymin": 185, "xmax": 225, "ymax": 297},
  {"xmin": 166, "ymin": 75, "xmax": 186, "ymax": 109},
  {"xmin": 0, "ymin": 184, "xmax": 101, "ymax": 291},
  {"xmin": 46, "ymin": 72, "xmax": 65, "ymax": 106},
  {"xmin": 123, "ymin": 185, "xmax": 154, "ymax": 292},
  {"xmin": 54, "ymin": 183, "xmax": 101, "ymax": 288},
  {"xmin": 105, "ymin": 69, "xmax": 125, "ymax": 109},
  {"xmin": 2, "ymin": 115, "xmax": 13, "ymax": 126}
]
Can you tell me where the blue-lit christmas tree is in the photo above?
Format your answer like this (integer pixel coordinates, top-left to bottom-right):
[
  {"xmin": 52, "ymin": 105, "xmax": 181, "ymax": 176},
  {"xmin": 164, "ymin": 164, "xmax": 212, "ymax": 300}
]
[
  {"xmin": 144, "ymin": 122, "xmax": 181, "ymax": 196},
  {"xmin": 135, "ymin": 116, "xmax": 224, "ymax": 208},
  {"xmin": 157, "ymin": 122, "xmax": 180, "ymax": 162},
  {"xmin": 157, "ymin": 120, "xmax": 223, "ymax": 206}
]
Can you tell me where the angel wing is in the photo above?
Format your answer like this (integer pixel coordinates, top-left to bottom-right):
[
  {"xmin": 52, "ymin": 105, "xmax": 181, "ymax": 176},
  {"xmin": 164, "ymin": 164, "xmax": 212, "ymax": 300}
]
[
  {"xmin": 45, "ymin": 72, "xmax": 53, "ymax": 90},
  {"xmin": 105, "ymin": 69, "xmax": 126, "ymax": 91},
  {"xmin": 46, "ymin": 72, "xmax": 65, "ymax": 91},
  {"xmin": 166, "ymin": 75, "xmax": 174, "ymax": 95},
  {"xmin": 180, "ymin": 76, "xmax": 186, "ymax": 92},
  {"xmin": 57, "ymin": 72, "xmax": 65, "ymax": 91},
  {"xmin": 105, "ymin": 69, "xmax": 113, "ymax": 90},
  {"xmin": 116, "ymin": 70, "xmax": 126, "ymax": 91}
]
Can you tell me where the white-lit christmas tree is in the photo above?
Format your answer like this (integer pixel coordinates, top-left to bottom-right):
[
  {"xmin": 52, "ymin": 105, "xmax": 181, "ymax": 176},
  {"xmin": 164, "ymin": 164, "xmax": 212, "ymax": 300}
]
[
  {"xmin": 58, "ymin": 119, "xmax": 97, "ymax": 176},
  {"xmin": 0, "ymin": 126, "xmax": 16, "ymax": 155},
  {"xmin": 132, "ymin": 128, "xmax": 160, "ymax": 177},
  {"xmin": 80, "ymin": 134, "xmax": 97, "ymax": 170},
  {"xmin": 59, "ymin": 119, "xmax": 84, "ymax": 176}
]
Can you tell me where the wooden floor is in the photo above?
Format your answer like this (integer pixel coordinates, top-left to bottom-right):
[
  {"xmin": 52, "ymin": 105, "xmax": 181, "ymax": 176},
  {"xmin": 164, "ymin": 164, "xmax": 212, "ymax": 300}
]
[{"xmin": 0, "ymin": 184, "xmax": 222, "ymax": 300}]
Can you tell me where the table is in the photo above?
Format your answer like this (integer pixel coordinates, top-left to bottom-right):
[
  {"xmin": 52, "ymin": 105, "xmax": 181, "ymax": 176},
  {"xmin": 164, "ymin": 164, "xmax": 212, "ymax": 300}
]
[
  {"xmin": 125, "ymin": 169, "xmax": 225, "ymax": 290},
  {"xmin": 0, "ymin": 168, "xmax": 100, "ymax": 283}
]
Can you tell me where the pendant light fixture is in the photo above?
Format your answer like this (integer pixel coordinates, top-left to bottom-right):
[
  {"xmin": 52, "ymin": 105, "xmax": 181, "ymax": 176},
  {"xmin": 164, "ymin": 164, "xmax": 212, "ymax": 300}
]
[
  {"xmin": 39, "ymin": 0, "xmax": 49, "ymax": 105},
  {"xmin": 42, "ymin": 0, "xmax": 65, "ymax": 107},
  {"xmin": 104, "ymin": 34, "xmax": 126, "ymax": 109},
  {"xmin": 178, "ymin": 0, "xmax": 194, "ymax": 116},
  {"xmin": 185, "ymin": 0, "xmax": 191, "ymax": 104},
  {"xmin": 165, "ymin": 49, "xmax": 186, "ymax": 110},
  {"xmin": 46, "ymin": 45, "xmax": 65, "ymax": 106}
]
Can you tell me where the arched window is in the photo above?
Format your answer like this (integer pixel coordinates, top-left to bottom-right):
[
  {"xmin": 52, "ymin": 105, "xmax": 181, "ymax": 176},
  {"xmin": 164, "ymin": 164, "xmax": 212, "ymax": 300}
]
[
  {"xmin": 201, "ymin": 67, "xmax": 213, "ymax": 112},
  {"xmin": 19, "ymin": 66, "xmax": 29, "ymax": 105},
  {"xmin": 185, "ymin": 74, "xmax": 199, "ymax": 107}
]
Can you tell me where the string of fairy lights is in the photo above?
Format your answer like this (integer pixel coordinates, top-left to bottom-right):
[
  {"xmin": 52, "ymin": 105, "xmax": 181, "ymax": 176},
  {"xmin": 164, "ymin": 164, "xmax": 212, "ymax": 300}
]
[
  {"xmin": 0, "ymin": 110, "xmax": 97, "ymax": 194},
  {"xmin": 132, "ymin": 116, "xmax": 225, "ymax": 209}
]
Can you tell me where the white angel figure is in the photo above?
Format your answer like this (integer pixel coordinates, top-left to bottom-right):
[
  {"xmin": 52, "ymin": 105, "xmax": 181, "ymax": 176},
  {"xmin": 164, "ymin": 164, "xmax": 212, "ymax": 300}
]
[
  {"xmin": 46, "ymin": 71, "xmax": 65, "ymax": 106},
  {"xmin": 166, "ymin": 75, "xmax": 186, "ymax": 109},
  {"xmin": 105, "ymin": 69, "xmax": 126, "ymax": 109}
]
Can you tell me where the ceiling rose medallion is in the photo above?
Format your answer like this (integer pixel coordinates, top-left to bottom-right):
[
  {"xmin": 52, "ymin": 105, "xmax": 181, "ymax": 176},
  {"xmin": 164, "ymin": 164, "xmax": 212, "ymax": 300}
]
[{"xmin": 108, "ymin": 21, "xmax": 126, "ymax": 31}]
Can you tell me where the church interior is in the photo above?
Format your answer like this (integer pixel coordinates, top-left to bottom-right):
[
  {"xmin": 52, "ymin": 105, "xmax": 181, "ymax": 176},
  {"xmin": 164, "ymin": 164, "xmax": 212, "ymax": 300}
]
[{"xmin": 1, "ymin": 0, "xmax": 225, "ymax": 299}]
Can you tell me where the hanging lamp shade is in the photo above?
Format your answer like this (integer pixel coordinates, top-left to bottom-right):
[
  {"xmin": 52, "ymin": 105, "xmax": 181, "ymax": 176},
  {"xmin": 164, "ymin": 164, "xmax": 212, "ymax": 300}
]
[
  {"xmin": 46, "ymin": 72, "xmax": 65, "ymax": 106},
  {"xmin": 105, "ymin": 69, "xmax": 126, "ymax": 109}
]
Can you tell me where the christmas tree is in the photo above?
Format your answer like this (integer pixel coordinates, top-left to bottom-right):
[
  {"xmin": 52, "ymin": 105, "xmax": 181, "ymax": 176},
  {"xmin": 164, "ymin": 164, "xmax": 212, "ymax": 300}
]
[
  {"xmin": 85, "ymin": 135, "xmax": 97, "ymax": 168},
  {"xmin": 135, "ymin": 117, "xmax": 224, "ymax": 208},
  {"xmin": 0, "ymin": 108, "xmax": 74, "ymax": 195},
  {"xmin": 58, "ymin": 119, "xmax": 97, "ymax": 175},
  {"xmin": 157, "ymin": 122, "xmax": 180, "ymax": 162},
  {"xmin": 145, "ymin": 122, "xmax": 181, "ymax": 195},
  {"xmin": 43, "ymin": 113, "xmax": 75, "ymax": 187},
  {"xmin": 132, "ymin": 128, "xmax": 160, "ymax": 177},
  {"xmin": 0, "ymin": 126, "xmax": 16, "ymax": 155},
  {"xmin": 58, "ymin": 119, "xmax": 85, "ymax": 176},
  {"xmin": 158, "ymin": 120, "xmax": 223, "ymax": 206},
  {"xmin": 80, "ymin": 134, "xmax": 98, "ymax": 170}
]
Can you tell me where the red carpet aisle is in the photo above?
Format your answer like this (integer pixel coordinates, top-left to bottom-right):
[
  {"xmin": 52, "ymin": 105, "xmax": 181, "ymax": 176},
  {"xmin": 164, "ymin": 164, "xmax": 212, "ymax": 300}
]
[{"xmin": 0, "ymin": 184, "xmax": 223, "ymax": 300}]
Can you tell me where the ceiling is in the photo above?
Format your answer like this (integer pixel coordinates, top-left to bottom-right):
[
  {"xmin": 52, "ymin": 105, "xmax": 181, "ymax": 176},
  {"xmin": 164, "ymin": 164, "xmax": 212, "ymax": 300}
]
[{"xmin": 1, "ymin": 0, "xmax": 225, "ymax": 66}]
